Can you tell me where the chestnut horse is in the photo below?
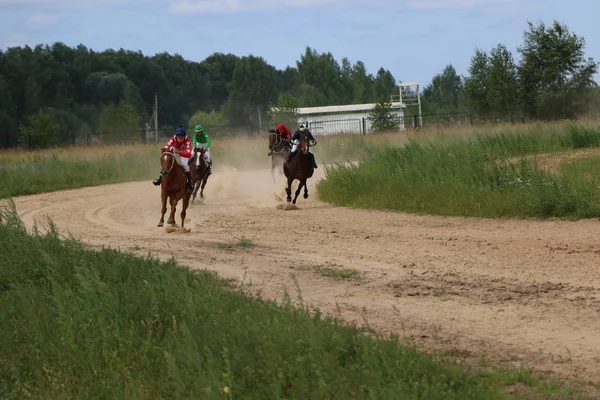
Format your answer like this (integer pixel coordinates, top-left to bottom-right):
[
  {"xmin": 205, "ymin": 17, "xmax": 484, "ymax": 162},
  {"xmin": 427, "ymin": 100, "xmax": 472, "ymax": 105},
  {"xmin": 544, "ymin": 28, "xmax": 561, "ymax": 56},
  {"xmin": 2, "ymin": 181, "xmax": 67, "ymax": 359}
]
[
  {"xmin": 189, "ymin": 147, "xmax": 210, "ymax": 204},
  {"xmin": 283, "ymin": 131, "xmax": 315, "ymax": 204},
  {"xmin": 268, "ymin": 130, "xmax": 290, "ymax": 181},
  {"xmin": 157, "ymin": 148, "xmax": 192, "ymax": 228}
]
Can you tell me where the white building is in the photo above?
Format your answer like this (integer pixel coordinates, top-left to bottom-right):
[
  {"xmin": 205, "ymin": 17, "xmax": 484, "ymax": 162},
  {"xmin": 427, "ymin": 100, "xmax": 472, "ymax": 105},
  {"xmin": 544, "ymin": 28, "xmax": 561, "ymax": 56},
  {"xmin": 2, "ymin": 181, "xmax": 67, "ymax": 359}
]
[{"xmin": 292, "ymin": 102, "xmax": 406, "ymax": 135}]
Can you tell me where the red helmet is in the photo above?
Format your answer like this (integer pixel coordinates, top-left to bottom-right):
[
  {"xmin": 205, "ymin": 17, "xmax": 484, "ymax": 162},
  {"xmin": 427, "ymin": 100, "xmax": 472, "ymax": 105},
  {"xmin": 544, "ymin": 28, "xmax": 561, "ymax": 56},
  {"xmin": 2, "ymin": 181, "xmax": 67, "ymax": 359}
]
[{"xmin": 277, "ymin": 123, "xmax": 286, "ymax": 131}]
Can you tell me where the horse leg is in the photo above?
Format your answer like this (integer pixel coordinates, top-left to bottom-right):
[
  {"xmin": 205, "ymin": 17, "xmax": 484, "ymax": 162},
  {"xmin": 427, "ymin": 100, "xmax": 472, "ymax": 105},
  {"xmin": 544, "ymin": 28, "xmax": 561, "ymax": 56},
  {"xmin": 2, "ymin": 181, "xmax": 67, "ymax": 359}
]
[
  {"xmin": 293, "ymin": 180, "xmax": 305, "ymax": 204},
  {"xmin": 192, "ymin": 180, "xmax": 199, "ymax": 204},
  {"xmin": 167, "ymin": 197, "xmax": 177, "ymax": 225},
  {"xmin": 158, "ymin": 190, "xmax": 167, "ymax": 227},
  {"xmin": 286, "ymin": 176, "xmax": 293, "ymax": 202},
  {"xmin": 181, "ymin": 196, "xmax": 190, "ymax": 229},
  {"xmin": 303, "ymin": 182, "xmax": 309, "ymax": 199},
  {"xmin": 200, "ymin": 176, "xmax": 208, "ymax": 198}
]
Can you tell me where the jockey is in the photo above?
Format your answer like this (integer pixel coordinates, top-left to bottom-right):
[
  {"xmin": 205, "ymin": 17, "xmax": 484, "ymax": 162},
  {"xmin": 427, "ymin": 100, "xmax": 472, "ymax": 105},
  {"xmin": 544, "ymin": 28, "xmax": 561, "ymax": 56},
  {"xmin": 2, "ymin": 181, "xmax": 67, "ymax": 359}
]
[
  {"xmin": 192, "ymin": 124, "xmax": 212, "ymax": 176},
  {"xmin": 285, "ymin": 122, "xmax": 318, "ymax": 169},
  {"xmin": 268, "ymin": 123, "xmax": 292, "ymax": 156},
  {"xmin": 152, "ymin": 125, "xmax": 194, "ymax": 190}
]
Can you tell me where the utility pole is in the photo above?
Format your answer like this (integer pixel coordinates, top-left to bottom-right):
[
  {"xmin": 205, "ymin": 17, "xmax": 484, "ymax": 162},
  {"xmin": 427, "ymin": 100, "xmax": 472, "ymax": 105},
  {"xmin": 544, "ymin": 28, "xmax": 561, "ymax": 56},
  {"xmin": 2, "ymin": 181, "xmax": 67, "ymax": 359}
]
[{"xmin": 154, "ymin": 94, "xmax": 159, "ymax": 140}]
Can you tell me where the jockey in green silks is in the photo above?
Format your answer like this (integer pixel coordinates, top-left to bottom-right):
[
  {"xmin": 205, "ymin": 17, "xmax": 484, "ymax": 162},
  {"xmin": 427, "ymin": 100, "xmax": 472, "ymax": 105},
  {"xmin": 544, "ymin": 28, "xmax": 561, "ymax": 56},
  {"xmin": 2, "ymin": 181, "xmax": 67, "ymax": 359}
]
[{"xmin": 191, "ymin": 124, "xmax": 212, "ymax": 176}]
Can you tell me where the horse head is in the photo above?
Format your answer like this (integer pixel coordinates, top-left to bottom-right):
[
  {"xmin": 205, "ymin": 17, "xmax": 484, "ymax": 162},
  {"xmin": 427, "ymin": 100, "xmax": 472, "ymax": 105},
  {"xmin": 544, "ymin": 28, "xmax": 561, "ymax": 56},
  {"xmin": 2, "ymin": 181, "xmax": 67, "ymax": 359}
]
[
  {"xmin": 160, "ymin": 148, "xmax": 176, "ymax": 175},
  {"xmin": 297, "ymin": 131, "xmax": 312, "ymax": 154},
  {"xmin": 193, "ymin": 147, "xmax": 207, "ymax": 169},
  {"xmin": 269, "ymin": 130, "xmax": 283, "ymax": 150}
]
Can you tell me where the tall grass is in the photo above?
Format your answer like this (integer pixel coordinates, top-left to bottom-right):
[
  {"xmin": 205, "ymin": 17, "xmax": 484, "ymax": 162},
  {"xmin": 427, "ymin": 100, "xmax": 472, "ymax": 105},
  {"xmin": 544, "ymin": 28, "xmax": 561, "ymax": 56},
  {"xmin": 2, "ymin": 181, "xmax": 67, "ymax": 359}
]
[
  {"xmin": 2, "ymin": 120, "xmax": 598, "ymax": 199},
  {"xmin": 317, "ymin": 123, "xmax": 600, "ymax": 219},
  {"xmin": 0, "ymin": 133, "xmax": 408, "ymax": 199},
  {"xmin": 0, "ymin": 204, "xmax": 505, "ymax": 399},
  {"xmin": 0, "ymin": 145, "xmax": 160, "ymax": 198}
]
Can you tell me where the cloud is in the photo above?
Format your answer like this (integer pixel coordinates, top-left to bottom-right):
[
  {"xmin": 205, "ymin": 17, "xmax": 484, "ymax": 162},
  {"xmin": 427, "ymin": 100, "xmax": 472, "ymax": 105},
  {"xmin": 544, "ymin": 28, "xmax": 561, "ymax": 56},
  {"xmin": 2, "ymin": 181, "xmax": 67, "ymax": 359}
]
[
  {"xmin": 169, "ymin": 0, "xmax": 337, "ymax": 14},
  {"xmin": 0, "ymin": 0, "xmax": 144, "ymax": 8},
  {"xmin": 26, "ymin": 13, "xmax": 58, "ymax": 26},
  {"xmin": 404, "ymin": 0, "xmax": 519, "ymax": 10}
]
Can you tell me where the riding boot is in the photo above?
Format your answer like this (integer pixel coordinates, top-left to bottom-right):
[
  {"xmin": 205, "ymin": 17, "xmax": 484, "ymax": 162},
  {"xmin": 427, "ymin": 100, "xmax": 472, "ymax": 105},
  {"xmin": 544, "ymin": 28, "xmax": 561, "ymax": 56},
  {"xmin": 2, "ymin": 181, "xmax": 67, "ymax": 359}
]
[
  {"xmin": 285, "ymin": 151, "xmax": 296, "ymax": 164},
  {"xmin": 267, "ymin": 149, "xmax": 273, "ymax": 156},
  {"xmin": 186, "ymin": 171, "xmax": 194, "ymax": 191},
  {"xmin": 310, "ymin": 153, "xmax": 318, "ymax": 169},
  {"xmin": 152, "ymin": 174, "xmax": 162, "ymax": 186},
  {"xmin": 207, "ymin": 162, "xmax": 212, "ymax": 176}
]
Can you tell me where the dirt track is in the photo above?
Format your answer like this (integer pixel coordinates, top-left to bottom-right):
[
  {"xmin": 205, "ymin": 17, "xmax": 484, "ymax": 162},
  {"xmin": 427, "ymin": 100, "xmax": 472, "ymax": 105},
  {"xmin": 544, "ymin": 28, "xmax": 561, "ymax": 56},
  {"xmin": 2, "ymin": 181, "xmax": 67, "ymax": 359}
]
[{"xmin": 10, "ymin": 164, "xmax": 600, "ymax": 387}]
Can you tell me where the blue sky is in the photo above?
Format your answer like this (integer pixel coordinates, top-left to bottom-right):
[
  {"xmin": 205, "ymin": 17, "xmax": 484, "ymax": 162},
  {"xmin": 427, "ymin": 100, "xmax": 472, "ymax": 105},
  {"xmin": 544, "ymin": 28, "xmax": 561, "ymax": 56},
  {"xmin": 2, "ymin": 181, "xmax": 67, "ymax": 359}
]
[{"xmin": 1, "ymin": 0, "xmax": 599, "ymax": 87}]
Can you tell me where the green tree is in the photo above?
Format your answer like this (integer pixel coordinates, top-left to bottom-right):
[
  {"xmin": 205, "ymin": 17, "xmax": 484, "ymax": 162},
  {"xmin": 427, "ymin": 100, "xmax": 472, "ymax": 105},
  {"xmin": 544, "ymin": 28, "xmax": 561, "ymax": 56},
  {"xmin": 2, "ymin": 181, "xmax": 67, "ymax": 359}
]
[
  {"xmin": 518, "ymin": 20, "xmax": 598, "ymax": 119},
  {"xmin": 98, "ymin": 101, "xmax": 141, "ymax": 143},
  {"xmin": 422, "ymin": 64, "xmax": 463, "ymax": 113},
  {"xmin": 372, "ymin": 68, "xmax": 397, "ymax": 101},
  {"xmin": 0, "ymin": 41, "xmax": 400, "ymax": 148},
  {"xmin": 464, "ymin": 49, "xmax": 491, "ymax": 116},
  {"xmin": 487, "ymin": 44, "xmax": 520, "ymax": 120},
  {"xmin": 19, "ymin": 109, "xmax": 63, "ymax": 149},
  {"xmin": 368, "ymin": 98, "xmax": 400, "ymax": 132},
  {"xmin": 224, "ymin": 55, "xmax": 279, "ymax": 126},
  {"xmin": 267, "ymin": 92, "xmax": 299, "ymax": 129}
]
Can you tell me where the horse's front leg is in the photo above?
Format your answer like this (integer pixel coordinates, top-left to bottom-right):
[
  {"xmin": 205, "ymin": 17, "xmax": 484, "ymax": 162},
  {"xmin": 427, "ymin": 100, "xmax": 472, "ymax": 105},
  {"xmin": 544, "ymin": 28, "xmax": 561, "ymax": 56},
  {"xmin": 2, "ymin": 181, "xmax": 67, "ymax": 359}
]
[
  {"xmin": 158, "ymin": 190, "xmax": 167, "ymax": 227},
  {"xmin": 167, "ymin": 196, "xmax": 177, "ymax": 225},
  {"xmin": 303, "ymin": 182, "xmax": 309, "ymax": 199},
  {"xmin": 181, "ymin": 196, "xmax": 190, "ymax": 229},
  {"xmin": 191, "ymin": 180, "xmax": 199, "ymax": 204},
  {"xmin": 200, "ymin": 176, "xmax": 208, "ymax": 198},
  {"xmin": 286, "ymin": 177, "xmax": 293, "ymax": 202},
  {"xmin": 293, "ymin": 180, "xmax": 305, "ymax": 204}
]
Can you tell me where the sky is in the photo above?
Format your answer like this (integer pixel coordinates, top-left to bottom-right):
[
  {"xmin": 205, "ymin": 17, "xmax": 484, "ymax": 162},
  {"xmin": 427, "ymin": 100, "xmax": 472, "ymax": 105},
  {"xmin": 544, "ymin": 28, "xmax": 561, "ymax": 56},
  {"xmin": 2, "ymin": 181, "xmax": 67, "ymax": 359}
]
[{"xmin": 1, "ymin": 0, "xmax": 599, "ymax": 89}]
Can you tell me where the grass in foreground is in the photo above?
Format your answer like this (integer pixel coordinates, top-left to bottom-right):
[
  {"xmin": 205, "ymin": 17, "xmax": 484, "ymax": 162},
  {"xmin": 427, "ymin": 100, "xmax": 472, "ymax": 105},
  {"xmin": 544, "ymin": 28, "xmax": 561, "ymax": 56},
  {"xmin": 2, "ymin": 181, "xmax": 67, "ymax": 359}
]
[
  {"xmin": 0, "ymin": 204, "xmax": 520, "ymax": 399},
  {"xmin": 317, "ymin": 123, "xmax": 600, "ymax": 219}
]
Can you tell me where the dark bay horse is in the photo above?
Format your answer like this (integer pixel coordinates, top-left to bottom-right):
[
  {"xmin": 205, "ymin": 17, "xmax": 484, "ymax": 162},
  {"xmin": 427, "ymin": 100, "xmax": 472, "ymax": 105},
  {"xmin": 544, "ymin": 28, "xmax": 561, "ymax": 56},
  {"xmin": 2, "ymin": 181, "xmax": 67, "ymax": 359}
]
[
  {"xmin": 268, "ymin": 130, "xmax": 290, "ymax": 181},
  {"xmin": 189, "ymin": 147, "xmax": 210, "ymax": 203},
  {"xmin": 283, "ymin": 131, "xmax": 315, "ymax": 204},
  {"xmin": 157, "ymin": 148, "xmax": 192, "ymax": 228}
]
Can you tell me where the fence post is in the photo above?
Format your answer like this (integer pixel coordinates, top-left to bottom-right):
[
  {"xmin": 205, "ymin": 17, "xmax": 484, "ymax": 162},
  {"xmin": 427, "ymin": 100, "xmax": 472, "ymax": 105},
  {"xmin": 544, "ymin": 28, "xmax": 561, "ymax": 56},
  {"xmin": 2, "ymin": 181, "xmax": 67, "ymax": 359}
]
[{"xmin": 361, "ymin": 118, "xmax": 366, "ymax": 135}]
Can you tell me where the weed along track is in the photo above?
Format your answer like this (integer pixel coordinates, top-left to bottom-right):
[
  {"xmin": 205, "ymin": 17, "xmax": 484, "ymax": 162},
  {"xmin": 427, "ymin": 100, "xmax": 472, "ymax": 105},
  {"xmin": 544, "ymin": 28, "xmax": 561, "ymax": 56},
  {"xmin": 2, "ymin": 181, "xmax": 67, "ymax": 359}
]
[{"xmin": 11, "ymin": 166, "xmax": 600, "ymax": 386}]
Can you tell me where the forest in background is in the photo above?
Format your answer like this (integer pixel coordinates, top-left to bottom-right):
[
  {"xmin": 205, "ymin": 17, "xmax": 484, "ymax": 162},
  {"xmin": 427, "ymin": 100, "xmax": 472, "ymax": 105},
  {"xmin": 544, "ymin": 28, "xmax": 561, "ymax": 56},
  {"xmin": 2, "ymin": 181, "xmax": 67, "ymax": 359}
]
[{"xmin": 0, "ymin": 19, "xmax": 598, "ymax": 149}]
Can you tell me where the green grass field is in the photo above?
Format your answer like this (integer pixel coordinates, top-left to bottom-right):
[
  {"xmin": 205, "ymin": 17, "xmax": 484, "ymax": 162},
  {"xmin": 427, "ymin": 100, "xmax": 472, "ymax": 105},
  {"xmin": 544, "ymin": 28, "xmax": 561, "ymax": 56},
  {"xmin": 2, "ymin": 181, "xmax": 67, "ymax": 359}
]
[
  {"xmin": 0, "ymin": 203, "xmax": 519, "ymax": 399},
  {"xmin": 317, "ymin": 122, "xmax": 600, "ymax": 219},
  {"xmin": 1, "ymin": 122, "xmax": 596, "ymax": 398}
]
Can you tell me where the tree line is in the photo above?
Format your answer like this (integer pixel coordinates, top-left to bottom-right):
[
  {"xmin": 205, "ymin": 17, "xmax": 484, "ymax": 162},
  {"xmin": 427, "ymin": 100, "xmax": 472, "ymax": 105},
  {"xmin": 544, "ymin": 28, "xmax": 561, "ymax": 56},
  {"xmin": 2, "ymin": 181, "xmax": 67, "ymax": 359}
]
[{"xmin": 0, "ymin": 19, "xmax": 598, "ymax": 148}]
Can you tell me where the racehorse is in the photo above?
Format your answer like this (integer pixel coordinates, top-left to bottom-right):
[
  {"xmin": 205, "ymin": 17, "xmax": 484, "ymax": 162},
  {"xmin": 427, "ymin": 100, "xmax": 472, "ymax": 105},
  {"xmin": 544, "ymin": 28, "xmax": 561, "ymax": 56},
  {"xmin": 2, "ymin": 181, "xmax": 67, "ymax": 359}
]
[
  {"xmin": 268, "ymin": 129, "xmax": 290, "ymax": 181},
  {"xmin": 189, "ymin": 147, "xmax": 210, "ymax": 204},
  {"xmin": 157, "ymin": 148, "xmax": 192, "ymax": 228},
  {"xmin": 283, "ymin": 131, "xmax": 315, "ymax": 204}
]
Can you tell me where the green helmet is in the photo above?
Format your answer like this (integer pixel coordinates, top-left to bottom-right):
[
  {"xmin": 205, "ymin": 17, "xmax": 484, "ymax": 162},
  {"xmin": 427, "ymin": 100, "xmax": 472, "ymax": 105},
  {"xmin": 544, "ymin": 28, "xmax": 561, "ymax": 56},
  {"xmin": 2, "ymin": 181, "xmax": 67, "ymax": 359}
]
[
  {"xmin": 194, "ymin": 124, "xmax": 204, "ymax": 133},
  {"xmin": 299, "ymin": 122, "xmax": 309, "ymax": 132}
]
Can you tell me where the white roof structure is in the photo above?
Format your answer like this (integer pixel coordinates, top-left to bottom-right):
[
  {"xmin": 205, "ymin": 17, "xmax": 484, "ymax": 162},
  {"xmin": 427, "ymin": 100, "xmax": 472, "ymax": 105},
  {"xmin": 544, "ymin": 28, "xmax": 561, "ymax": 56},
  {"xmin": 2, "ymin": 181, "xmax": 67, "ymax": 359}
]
[{"xmin": 296, "ymin": 101, "xmax": 405, "ymax": 115}]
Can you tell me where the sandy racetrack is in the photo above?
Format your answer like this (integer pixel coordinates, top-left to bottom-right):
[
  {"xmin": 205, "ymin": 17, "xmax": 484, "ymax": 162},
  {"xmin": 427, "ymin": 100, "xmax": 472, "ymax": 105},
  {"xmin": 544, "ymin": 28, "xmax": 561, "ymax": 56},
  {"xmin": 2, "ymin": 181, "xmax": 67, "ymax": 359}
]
[{"xmin": 9, "ymin": 164, "xmax": 600, "ymax": 388}]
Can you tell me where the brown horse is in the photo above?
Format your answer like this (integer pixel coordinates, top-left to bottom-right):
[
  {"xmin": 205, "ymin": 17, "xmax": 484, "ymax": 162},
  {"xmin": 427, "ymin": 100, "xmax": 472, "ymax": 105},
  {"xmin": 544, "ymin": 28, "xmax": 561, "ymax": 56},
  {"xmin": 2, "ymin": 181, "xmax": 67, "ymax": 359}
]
[
  {"xmin": 283, "ymin": 131, "xmax": 315, "ymax": 204},
  {"xmin": 268, "ymin": 130, "xmax": 290, "ymax": 181},
  {"xmin": 157, "ymin": 148, "xmax": 192, "ymax": 228},
  {"xmin": 189, "ymin": 147, "xmax": 210, "ymax": 203}
]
